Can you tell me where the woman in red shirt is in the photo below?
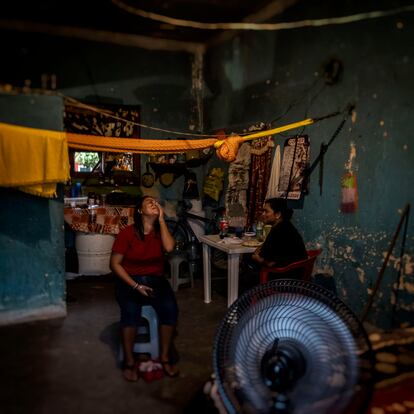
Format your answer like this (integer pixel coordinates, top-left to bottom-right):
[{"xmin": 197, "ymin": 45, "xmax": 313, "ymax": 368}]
[{"xmin": 111, "ymin": 196, "xmax": 178, "ymax": 381}]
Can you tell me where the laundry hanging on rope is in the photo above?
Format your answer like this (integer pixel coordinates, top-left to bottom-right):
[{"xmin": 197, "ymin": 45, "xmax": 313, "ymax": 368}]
[
  {"xmin": 0, "ymin": 122, "xmax": 70, "ymax": 197},
  {"xmin": 0, "ymin": 112, "xmax": 335, "ymax": 192}
]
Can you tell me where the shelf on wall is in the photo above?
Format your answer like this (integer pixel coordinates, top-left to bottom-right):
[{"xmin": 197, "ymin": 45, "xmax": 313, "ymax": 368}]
[{"xmin": 148, "ymin": 151, "xmax": 212, "ymax": 174}]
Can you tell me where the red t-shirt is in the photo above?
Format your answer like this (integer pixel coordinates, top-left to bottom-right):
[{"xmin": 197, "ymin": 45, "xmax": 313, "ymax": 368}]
[{"xmin": 112, "ymin": 225, "xmax": 164, "ymax": 276}]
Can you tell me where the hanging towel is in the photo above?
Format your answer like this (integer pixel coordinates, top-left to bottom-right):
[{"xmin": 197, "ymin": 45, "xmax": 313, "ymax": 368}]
[
  {"xmin": 0, "ymin": 122, "xmax": 70, "ymax": 197},
  {"xmin": 265, "ymin": 144, "xmax": 281, "ymax": 200},
  {"xmin": 225, "ymin": 142, "xmax": 251, "ymax": 227}
]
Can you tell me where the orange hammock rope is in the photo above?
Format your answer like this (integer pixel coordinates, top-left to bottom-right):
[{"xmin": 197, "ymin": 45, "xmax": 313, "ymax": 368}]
[
  {"xmin": 66, "ymin": 133, "xmax": 216, "ymax": 153},
  {"xmin": 67, "ymin": 118, "xmax": 314, "ymax": 162}
]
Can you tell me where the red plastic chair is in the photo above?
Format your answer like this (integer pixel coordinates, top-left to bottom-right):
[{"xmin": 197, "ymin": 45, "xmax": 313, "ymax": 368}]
[{"xmin": 259, "ymin": 249, "xmax": 322, "ymax": 284}]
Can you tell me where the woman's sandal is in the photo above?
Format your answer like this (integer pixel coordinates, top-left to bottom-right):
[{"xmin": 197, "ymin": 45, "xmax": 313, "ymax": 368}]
[
  {"xmin": 161, "ymin": 360, "xmax": 180, "ymax": 378},
  {"xmin": 122, "ymin": 362, "xmax": 138, "ymax": 382}
]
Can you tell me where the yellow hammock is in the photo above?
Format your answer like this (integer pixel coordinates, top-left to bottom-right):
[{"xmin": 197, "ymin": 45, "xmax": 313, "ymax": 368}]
[{"xmin": 67, "ymin": 117, "xmax": 314, "ymax": 162}]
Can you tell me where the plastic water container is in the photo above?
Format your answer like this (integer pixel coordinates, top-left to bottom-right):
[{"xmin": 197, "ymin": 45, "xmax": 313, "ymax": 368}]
[
  {"xmin": 75, "ymin": 233, "xmax": 115, "ymax": 275},
  {"xmin": 188, "ymin": 201, "xmax": 206, "ymax": 241}
]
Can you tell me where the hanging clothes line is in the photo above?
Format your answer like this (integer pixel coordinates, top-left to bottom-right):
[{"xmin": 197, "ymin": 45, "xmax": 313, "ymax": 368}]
[
  {"xmin": 66, "ymin": 117, "xmax": 314, "ymax": 162},
  {"xmin": 66, "ymin": 133, "xmax": 217, "ymax": 153},
  {"xmin": 214, "ymin": 118, "xmax": 314, "ymax": 162},
  {"xmin": 62, "ymin": 92, "xmax": 341, "ymax": 162},
  {"xmin": 0, "ymin": 111, "xmax": 338, "ymax": 183}
]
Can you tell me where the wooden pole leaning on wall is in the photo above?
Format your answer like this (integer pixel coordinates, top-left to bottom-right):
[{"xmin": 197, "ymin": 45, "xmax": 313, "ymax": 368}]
[
  {"xmin": 392, "ymin": 204, "xmax": 411, "ymax": 326},
  {"xmin": 360, "ymin": 203, "xmax": 411, "ymax": 323}
]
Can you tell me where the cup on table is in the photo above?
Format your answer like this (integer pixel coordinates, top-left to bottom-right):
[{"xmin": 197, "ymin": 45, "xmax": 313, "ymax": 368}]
[
  {"xmin": 243, "ymin": 231, "xmax": 256, "ymax": 242},
  {"xmin": 235, "ymin": 227, "xmax": 243, "ymax": 238}
]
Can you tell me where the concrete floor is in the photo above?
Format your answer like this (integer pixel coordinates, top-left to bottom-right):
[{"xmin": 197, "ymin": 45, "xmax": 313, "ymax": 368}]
[
  {"xmin": 2, "ymin": 270, "xmax": 413, "ymax": 414},
  {"xmin": 0, "ymin": 275, "xmax": 229, "ymax": 414}
]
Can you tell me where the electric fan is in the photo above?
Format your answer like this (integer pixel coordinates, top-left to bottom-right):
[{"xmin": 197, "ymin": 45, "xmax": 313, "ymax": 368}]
[{"xmin": 213, "ymin": 279, "xmax": 374, "ymax": 414}]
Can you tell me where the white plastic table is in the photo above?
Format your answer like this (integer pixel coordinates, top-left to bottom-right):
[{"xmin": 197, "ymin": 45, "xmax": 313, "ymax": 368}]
[{"xmin": 198, "ymin": 234, "xmax": 257, "ymax": 307}]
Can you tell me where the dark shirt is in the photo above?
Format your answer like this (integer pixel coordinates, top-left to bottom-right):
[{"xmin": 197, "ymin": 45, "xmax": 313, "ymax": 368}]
[{"xmin": 259, "ymin": 220, "xmax": 307, "ymax": 267}]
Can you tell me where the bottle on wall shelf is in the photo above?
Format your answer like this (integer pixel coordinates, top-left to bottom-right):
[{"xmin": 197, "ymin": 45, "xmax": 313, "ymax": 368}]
[
  {"xmin": 76, "ymin": 182, "xmax": 82, "ymax": 196},
  {"xmin": 87, "ymin": 192, "xmax": 96, "ymax": 206},
  {"xmin": 71, "ymin": 182, "xmax": 82, "ymax": 197}
]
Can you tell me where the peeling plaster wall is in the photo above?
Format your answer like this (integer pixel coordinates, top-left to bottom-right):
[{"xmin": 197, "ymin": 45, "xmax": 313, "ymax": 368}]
[{"xmin": 206, "ymin": 1, "xmax": 414, "ymax": 328}]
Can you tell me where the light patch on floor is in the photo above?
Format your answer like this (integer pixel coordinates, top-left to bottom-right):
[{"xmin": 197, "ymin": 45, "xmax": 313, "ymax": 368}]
[{"xmin": 314, "ymin": 265, "xmax": 334, "ymax": 276}]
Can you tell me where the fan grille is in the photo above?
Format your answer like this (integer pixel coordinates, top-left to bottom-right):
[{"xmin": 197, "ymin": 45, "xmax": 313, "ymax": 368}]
[{"xmin": 213, "ymin": 280, "xmax": 374, "ymax": 414}]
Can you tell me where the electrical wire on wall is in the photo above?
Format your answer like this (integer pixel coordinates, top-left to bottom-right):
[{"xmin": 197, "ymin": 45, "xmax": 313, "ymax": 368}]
[{"xmin": 112, "ymin": 0, "xmax": 414, "ymax": 32}]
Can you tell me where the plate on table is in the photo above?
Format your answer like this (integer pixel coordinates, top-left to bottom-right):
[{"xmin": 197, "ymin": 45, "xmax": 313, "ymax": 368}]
[
  {"xmin": 218, "ymin": 237, "xmax": 243, "ymax": 245},
  {"xmin": 242, "ymin": 239, "xmax": 263, "ymax": 247}
]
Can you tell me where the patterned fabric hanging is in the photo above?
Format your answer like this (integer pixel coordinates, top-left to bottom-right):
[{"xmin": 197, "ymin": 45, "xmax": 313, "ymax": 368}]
[
  {"xmin": 225, "ymin": 142, "xmax": 251, "ymax": 228},
  {"xmin": 247, "ymin": 137, "xmax": 273, "ymax": 228},
  {"xmin": 265, "ymin": 144, "xmax": 281, "ymax": 200}
]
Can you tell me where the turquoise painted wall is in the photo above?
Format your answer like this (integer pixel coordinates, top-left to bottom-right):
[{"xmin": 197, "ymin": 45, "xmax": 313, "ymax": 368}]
[
  {"xmin": 0, "ymin": 94, "xmax": 66, "ymax": 324},
  {"xmin": 206, "ymin": 5, "xmax": 414, "ymax": 328}
]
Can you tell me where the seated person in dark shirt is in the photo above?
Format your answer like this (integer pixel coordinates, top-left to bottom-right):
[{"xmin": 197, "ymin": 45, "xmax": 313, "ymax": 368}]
[{"xmin": 252, "ymin": 198, "xmax": 307, "ymax": 278}]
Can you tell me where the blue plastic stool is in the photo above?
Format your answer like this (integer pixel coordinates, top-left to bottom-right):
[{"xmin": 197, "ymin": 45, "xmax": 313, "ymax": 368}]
[{"xmin": 119, "ymin": 305, "xmax": 159, "ymax": 361}]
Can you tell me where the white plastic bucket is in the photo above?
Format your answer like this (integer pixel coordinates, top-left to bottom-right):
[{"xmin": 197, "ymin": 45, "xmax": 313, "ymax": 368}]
[{"xmin": 75, "ymin": 233, "xmax": 115, "ymax": 275}]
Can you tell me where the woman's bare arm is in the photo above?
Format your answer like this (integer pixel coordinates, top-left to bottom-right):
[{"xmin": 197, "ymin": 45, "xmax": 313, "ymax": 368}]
[
  {"xmin": 155, "ymin": 201, "xmax": 175, "ymax": 253},
  {"xmin": 110, "ymin": 252, "xmax": 153, "ymax": 296}
]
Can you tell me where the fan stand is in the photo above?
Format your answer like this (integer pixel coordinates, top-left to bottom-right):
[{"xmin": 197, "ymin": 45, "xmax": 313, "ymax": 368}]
[{"xmin": 261, "ymin": 339, "xmax": 307, "ymax": 414}]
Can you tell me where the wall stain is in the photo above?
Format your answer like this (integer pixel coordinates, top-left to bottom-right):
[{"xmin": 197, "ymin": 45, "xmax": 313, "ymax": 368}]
[
  {"xmin": 307, "ymin": 224, "xmax": 414, "ymax": 318},
  {"xmin": 357, "ymin": 267, "xmax": 365, "ymax": 284}
]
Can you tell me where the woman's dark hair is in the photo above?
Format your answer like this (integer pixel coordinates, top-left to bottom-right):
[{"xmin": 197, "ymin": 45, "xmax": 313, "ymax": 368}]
[
  {"xmin": 265, "ymin": 198, "xmax": 293, "ymax": 221},
  {"xmin": 133, "ymin": 195, "xmax": 160, "ymax": 240}
]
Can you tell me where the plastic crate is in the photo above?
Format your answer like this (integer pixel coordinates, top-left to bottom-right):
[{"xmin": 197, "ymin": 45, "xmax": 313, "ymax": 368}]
[{"xmin": 64, "ymin": 197, "xmax": 88, "ymax": 207}]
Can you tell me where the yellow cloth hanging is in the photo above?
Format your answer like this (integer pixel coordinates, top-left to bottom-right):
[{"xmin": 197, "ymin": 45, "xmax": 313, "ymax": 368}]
[{"xmin": 0, "ymin": 122, "xmax": 70, "ymax": 198}]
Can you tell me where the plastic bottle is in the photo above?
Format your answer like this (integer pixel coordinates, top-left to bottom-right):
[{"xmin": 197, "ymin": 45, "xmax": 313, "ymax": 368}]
[
  {"xmin": 187, "ymin": 236, "xmax": 199, "ymax": 261},
  {"xmin": 88, "ymin": 192, "xmax": 96, "ymax": 206},
  {"xmin": 256, "ymin": 220, "xmax": 264, "ymax": 242},
  {"xmin": 187, "ymin": 235, "xmax": 200, "ymax": 277},
  {"xmin": 219, "ymin": 213, "xmax": 229, "ymax": 239},
  {"xmin": 75, "ymin": 182, "xmax": 82, "ymax": 196}
]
